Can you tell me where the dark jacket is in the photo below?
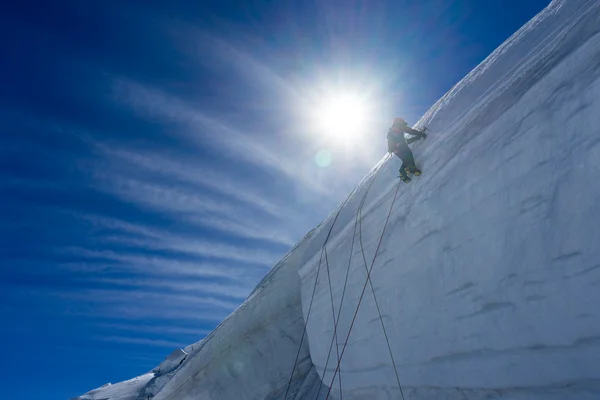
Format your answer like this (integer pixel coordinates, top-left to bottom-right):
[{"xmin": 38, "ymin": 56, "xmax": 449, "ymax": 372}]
[{"xmin": 387, "ymin": 126, "xmax": 424, "ymax": 153}]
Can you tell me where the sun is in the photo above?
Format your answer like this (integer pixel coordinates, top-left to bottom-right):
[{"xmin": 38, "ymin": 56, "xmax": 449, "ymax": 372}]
[{"xmin": 314, "ymin": 92, "xmax": 369, "ymax": 140}]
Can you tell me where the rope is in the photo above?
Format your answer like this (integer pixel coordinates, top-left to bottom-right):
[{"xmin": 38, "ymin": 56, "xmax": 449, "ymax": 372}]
[
  {"xmin": 282, "ymin": 160, "xmax": 386, "ymax": 400},
  {"xmin": 358, "ymin": 188, "xmax": 405, "ymax": 400},
  {"xmin": 323, "ymin": 246, "xmax": 343, "ymax": 398},
  {"xmin": 283, "ymin": 227, "xmax": 340, "ymax": 400},
  {"xmin": 325, "ymin": 178, "xmax": 403, "ymax": 400},
  {"xmin": 313, "ymin": 162, "xmax": 382, "ymax": 400}
]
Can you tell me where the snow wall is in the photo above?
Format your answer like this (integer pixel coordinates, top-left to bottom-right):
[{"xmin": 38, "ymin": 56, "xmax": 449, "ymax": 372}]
[{"xmin": 76, "ymin": 0, "xmax": 600, "ymax": 399}]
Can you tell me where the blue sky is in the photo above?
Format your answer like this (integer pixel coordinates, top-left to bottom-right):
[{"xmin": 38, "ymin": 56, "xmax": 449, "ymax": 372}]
[{"xmin": 1, "ymin": 1, "xmax": 549, "ymax": 398}]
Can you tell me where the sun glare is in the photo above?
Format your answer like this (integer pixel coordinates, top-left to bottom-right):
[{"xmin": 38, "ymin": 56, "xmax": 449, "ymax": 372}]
[{"xmin": 314, "ymin": 93, "xmax": 369, "ymax": 140}]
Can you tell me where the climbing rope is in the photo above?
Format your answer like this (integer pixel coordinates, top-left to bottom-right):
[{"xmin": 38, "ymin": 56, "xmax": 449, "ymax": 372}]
[
  {"xmin": 358, "ymin": 187, "xmax": 405, "ymax": 400},
  {"xmin": 282, "ymin": 226, "xmax": 340, "ymax": 400},
  {"xmin": 284, "ymin": 156, "xmax": 391, "ymax": 400},
  {"xmin": 282, "ymin": 159, "xmax": 388, "ymax": 400},
  {"xmin": 323, "ymin": 246, "xmax": 344, "ymax": 398},
  {"xmin": 324, "ymin": 178, "xmax": 403, "ymax": 400},
  {"xmin": 313, "ymin": 161, "xmax": 383, "ymax": 400}
]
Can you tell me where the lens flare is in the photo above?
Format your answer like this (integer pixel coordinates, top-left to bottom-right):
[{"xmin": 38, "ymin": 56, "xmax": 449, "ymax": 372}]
[{"xmin": 315, "ymin": 149, "xmax": 332, "ymax": 167}]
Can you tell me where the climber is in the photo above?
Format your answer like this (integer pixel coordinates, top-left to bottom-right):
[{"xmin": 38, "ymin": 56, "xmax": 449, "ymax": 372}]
[{"xmin": 387, "ymin": 117, "xmax": 427, "ymax": 182}]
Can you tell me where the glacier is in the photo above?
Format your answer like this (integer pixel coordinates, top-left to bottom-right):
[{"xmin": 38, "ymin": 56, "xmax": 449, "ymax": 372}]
[{"xmin": 75, "ymin": 0, "xmax": 600, "ymax": 399}]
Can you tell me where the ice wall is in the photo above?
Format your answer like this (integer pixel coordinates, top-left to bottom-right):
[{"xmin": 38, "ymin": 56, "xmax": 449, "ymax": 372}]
[{"xmin": 302, "ymin": 0, "xmax": 600, "ymax": 398}]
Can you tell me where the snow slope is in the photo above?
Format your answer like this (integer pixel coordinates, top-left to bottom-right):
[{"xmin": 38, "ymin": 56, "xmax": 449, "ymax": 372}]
[
  {"xmin": 75, "ymin": 0, "xmax": 600, "ymax": 398},
  {"xmin": 75, "ymin": 373, "xmax": 154, "ymax": 400}
]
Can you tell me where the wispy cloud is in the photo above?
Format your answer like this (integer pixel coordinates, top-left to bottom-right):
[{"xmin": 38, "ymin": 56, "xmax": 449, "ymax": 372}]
[
  {"xmin": 85, "ymin": 140, "xmax": 300, "ymax": 248},
  {"xmin": 56, "ymin": 288, "xmax": 236, "ymax": 322},
  {"xmin": 96, "ymin": 144, "xmax": 288, "ymax": 220},
  {"xmin": 62, "ymin": 230, "xmax": 280, "ymax": 266},
  {"xmin": 82, "ymin": 212, "xmax": 282, "ymax": 250},
  {"xmin": 74, "ymin": 304, "xmax": 230, "ymax": 324},
  {"xmin": 186, "ymin": 214, "xmax": 296, "ymax": 248},
  {"xmin": 59, "ymin": 247, "xmax": 250, "ymax": 281},
  {"xmin": 191, "ymin": 31, "xmax": 300, "ymax": 101},
  {"xmin": 95, "ymin": 322, "xmax": 212, "ymax": 338},
  {"xmin": 111, "ymin": 78, "xmax": 333, "ymax": 196},
  {"xmin": 102, "ymin": 175, "xmax": 236, "ymax": 214},
  {"xmin": 91, "ymin": 175, "xmax": 295, "ymax": 248},
  {"xmin": 89, "ymin": 277, "xmax": 252, "ymax": 301},
  {"xmin": 94, "ymin": 335, "xmax": 189, "ymax": 349}
]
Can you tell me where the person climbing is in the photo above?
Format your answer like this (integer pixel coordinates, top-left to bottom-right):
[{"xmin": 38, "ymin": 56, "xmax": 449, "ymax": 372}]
[{"xmin": 387, "ymin": 117, "xmax": 427, "ymax": 183}]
